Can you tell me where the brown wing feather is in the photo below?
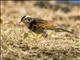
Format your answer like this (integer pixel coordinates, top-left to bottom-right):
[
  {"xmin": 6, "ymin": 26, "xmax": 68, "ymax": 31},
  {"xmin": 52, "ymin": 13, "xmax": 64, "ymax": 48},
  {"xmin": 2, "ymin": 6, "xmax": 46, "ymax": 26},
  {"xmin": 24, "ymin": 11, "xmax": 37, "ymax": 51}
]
[{"xmin": 38, "ymin": 20, "xmax": 54, "ymax": 29}]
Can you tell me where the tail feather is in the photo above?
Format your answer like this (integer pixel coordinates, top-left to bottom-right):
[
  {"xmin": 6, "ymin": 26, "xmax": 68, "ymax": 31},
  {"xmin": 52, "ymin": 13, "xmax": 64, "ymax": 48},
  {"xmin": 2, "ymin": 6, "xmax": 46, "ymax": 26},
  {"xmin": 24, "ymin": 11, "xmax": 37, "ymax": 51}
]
[{"xmin": 51, "ymin": 27, "xmax": 73, "ymax": 33}]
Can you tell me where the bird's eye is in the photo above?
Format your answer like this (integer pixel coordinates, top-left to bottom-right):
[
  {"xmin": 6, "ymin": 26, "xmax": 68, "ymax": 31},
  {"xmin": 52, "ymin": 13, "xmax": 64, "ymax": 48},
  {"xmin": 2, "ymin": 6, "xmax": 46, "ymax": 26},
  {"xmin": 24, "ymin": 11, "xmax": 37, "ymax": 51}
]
[
  {"xmin": 25, "ymin": 18, "xmax": 28, "ymax": 20},
  {"xmin": 26, "ymin": 17, "xmax": 32, "ymax": 21},
  {"xmin": 24, "ymin": 18, "xmax": 29, "ymax": 22}
]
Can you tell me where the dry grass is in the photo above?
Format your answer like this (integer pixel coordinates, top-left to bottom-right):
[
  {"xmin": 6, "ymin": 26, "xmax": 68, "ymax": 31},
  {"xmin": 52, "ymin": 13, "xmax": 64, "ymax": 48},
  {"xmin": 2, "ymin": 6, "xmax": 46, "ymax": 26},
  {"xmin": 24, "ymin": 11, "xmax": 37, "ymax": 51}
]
[{"xmin": 1, "ymin": 1, "xmax": 80, "ymax": 60}]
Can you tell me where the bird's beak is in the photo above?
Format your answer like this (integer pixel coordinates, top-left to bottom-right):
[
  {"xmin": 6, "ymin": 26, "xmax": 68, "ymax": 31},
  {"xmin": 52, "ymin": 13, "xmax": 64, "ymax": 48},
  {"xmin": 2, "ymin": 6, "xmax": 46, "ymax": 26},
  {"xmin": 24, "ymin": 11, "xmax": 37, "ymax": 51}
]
[{"xmin": 19, "ymin": 21, "xmax": 22, "ymax": 24}]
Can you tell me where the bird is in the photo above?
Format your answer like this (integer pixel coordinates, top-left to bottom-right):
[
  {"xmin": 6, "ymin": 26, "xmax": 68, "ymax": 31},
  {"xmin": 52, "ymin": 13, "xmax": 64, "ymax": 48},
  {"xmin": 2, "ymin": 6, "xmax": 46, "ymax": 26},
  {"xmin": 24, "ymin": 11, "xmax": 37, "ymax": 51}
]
[{"xmin": 19, "ymin": 16, "xmax": 73, "ymax": 37}]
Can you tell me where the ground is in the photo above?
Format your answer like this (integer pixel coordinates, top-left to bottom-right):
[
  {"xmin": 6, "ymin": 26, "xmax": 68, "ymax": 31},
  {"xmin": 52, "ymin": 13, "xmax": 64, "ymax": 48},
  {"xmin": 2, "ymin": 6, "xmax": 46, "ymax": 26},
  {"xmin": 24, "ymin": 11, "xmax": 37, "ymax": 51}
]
[{"xmin": 1, "ymin": 1, "xmax": 80, "ymax": 60}]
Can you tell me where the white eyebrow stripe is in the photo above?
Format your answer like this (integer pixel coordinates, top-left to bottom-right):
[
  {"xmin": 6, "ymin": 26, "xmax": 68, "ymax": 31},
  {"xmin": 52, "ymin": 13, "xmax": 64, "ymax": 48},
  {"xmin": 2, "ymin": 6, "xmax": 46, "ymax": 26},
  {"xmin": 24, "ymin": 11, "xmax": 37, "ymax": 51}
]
[{"xmin": 25, "ymin": 16, "xmax": 32, "ymax": 18}]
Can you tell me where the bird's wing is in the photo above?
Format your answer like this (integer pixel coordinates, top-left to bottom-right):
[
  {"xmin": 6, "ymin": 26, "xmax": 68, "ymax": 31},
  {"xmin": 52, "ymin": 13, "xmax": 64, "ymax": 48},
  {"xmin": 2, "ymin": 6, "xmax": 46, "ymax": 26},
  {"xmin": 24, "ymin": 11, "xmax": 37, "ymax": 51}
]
[{"xmin": 33, "ymin": 19, "xmax": 54, "ymax": 29}]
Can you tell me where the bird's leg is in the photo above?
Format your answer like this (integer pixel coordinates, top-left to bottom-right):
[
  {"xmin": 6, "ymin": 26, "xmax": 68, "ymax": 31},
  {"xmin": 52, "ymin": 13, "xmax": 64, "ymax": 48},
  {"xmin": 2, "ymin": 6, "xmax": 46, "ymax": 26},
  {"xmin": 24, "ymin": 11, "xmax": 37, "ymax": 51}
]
[{"xmin": 41, "ymin": 30, "xmax": 48, "ymax": 37}]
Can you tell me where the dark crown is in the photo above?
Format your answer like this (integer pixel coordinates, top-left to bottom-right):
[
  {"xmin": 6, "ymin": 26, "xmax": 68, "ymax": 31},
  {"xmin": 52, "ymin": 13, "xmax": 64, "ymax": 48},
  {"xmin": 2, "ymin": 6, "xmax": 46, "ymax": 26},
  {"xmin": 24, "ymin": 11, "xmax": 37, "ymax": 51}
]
[{"xmin": 21, "ymin": 16, "xmax": 32, "ymax": 21}]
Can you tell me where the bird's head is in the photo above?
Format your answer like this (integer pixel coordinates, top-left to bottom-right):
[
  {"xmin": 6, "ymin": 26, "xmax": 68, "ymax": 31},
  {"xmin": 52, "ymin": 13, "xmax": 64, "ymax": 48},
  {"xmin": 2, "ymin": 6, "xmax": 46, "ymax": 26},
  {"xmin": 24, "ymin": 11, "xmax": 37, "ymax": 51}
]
[{"xmin": 19, "ymin": 16, "xmax": 33, "ymax": 25}]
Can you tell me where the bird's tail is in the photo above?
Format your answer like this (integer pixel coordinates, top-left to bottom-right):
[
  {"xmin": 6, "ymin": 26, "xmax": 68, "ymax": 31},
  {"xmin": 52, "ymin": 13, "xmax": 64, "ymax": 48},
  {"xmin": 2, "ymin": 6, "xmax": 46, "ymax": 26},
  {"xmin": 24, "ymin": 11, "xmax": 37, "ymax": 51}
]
[
  {"xmin": 57, "ymin": 28, "xmax": 73, "ymax": 33},
  {"xmin": 51, "ymin": 27, "xmax": 73, "ymax": 33}
]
